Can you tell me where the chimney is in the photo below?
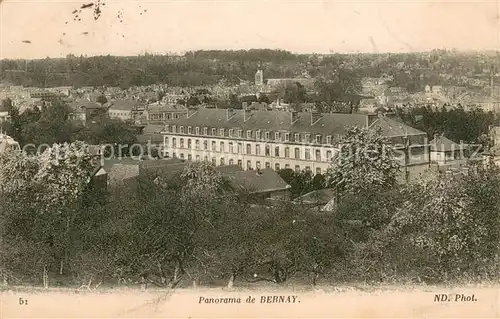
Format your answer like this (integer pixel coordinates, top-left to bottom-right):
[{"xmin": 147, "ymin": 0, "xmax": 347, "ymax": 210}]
[
  {"xmin": 244, "ymin": 105, "xmax": 252, "ymax": 122},
  {"xmin": 290, "ymin": 111, "xmax": 299, "ymax": 124},
  {"xmin": 311, "ymin": 112, "xmax": 321, "ymax": 125},
  {"xmin": 226, "ymin": 108, "xmax": 236, "ymax": 121}
]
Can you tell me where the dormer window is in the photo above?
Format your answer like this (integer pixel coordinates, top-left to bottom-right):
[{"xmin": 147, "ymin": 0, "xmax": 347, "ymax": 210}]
[
  {"xmin": 265, "ymin": 132, "xmax": 270, "ymax": 140},
  {"xmin": 238, "ymin": 130, "xmax": 242, "ymax": 138},
  {"xmin": 204, "ymin": 127, "xmax": 208, "ymax": 135},
  {"xmin": 256, "ymin": 130, "xmax": 261, "ymax": 139},
  {"xmin": 285, "ymin": 133, "xmax": 290, "ymax": 142},
  {"xmin": 195, "ymin": 127, "xmax": 200, "ymax": 135},
  {"xmin": 275, "ymin": 132, "xmax": 280, "ymax": 141},
  {"xmin": 294, "ymin": 133, "xmax": 300, "ymax": 142},
  {"xmin": 174, "ymin": 114, "xmax": 179, "ymax": 119},
  {"xmin": 173, "ymin": 125, "xmax": 177, "ymax": 133},
  {"xmin": 304, "ymin": 134, "xmax": 310, "ymax": 143},
  {"xmin": 229, "ymin": 129, "xmax": 234, "ymax": 136},
  {"xmin": 326, "ymin": 135, "xmax": 332, "ymax": 144},
  {"xmin": 246, "ymin": 130, "xmax": 252, "ymax": 139},
  {"xmin": 211, "ymin": 128, "xmax": 216, "ymax": 136},
  {"xmin": 220, "ymin": 128, "xmax": 225, "ymax": 136},
  {"xmin": 316, "ymin": 135, "xmax": 321, "ymax": 144},
  {"xmin": 165, "ymin": 124, "xmax": 170, "ymax": 132},
  {"xmin": 180, "ymin": 126, "xmax": 184, "ymax": 134},
  {"xmin": 188, "ymin": 126, "xmax": 192, "ymax": 134}
]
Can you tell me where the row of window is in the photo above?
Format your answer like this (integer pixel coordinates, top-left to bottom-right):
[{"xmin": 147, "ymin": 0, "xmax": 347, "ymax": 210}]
[
  {"xmin": 149, "ymin": 113, "xmax": 182, "ymax": 120},
  {"xmin": 164, "ymin": 152, "xmax": 323, "ymax": 174},
  {"xmin": 164, "ymin": 125, "xmax": 333, "ymax": 144},
  {"xmin": 164, "ymin": 137, "xmax": 333, "ymax": 161}
]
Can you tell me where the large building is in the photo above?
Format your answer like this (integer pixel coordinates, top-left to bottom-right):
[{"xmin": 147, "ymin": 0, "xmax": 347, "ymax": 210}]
[{"xmin": 157, "ymin": 108, "xmax": 430, "ymax": 178}]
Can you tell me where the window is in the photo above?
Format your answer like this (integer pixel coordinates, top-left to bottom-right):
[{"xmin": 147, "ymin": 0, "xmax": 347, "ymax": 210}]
[
  {"xmin": 180, "ymin": 126, "xmax": 184, "ymax": 134},
  {"xmin": 180, "ymin": 138, "xmax": 185, "ymax": 148},
  {"xmin": 220, "ymin": 142, "xmax": 225, "ymax": 152},
  {"xmin": 165, "ymin": 152, "xmax": 170, "ymax": 158},
  {"xmin": 166, "ymin": 114, "xmax": 171, "ymax": 120},
  {"xmin": 188, "ymin": 126, "xmax": 192, "ymax": 134},
  {"xmin": 256, "ymin": 144, "xmax": 260, "ymax": 155},
  {"xmin": 220, "ymin": 157, "xmax": 225, "ymax": 165},
  {"xmin": 304, "ymin": 134, "xmax": 310, "ymax": 143},
  {"xmin": 212, "ymin": 157, "xmax": 216, "ymax": 165},
  {"xmin": 238, "ymin": 130, "xmax": 242, "ymax": 138},
  {"xmin": 165, "ymin": 124, "xmax": 170, "ymax": 132},
  {"xmin": 229, "ymin": 159, "xmax": 234, "ymax": 165},
  {"xmin": 247, "ymin": 160, "xmax": 252, "ymax": 170},
  {"xmin": 187, "ymin": 154, "xmax": 192, "ymax": 161},
  {"xmin": 326, "ymin": 150, "xmax": 332, "ymax": 160},
  {"xmin": 195, "ymin": 127, "xmax": 200, "ymax": 135},
  {"xmin": 204, "ymin": 127, "xmax": 208, "ymax": 135},
  {"xmin": 195, "ymin": 140, "xmax": 200, "ymax": 150},
  {"xmin": 164, "ymin": 137, "xmax": 169, "ymax": 148},
  {"xmin": 305, "ymin": 166, "xmax": 311, "ymax": 172},
  {"xmin": 315, "ymin": 149, "xmax": 321, "ymax": 161},
  {"xmin": 265, "ymin": 145, "xmax": 270, "ymax": 156},
  {"xmin": 275, "ymin": 163, "xmax": 280, "ymax": 171},
  {"xmin": 173, "ymin": 152, "xmax": 177, "ymax": 158},
  {"xmin": 275, "ymin": 146, "xmax": 280, "ymax": 157},
  {"xmin": 294, "ymin": 147, "xmax": 300, "ymax": 159},
  {"xmin": 256, "ymin": 130, "xmax": 261, "ymax": 139},
  {"xmin": 275, "ymin": 132, "xmax": 280, "ymax": 141},
  {"xmin": 173, "ymin": 125, "xmax": 177, "ymax": 133},
  {"xmin": 174, "ymin": 114, "xmax": 179, "ymax": 119},
  {"xmin": 220, "ymin": 128, "xmax": 225, "ymax": 136},
  {"xmin": 285, "ymin": 133, "xmax": 290, "ymax": 142},
  {"xmin": 256, "ymin": 161, "xmax": 261, "ymax": 169},
  {"xmin": 211, "ymin": 128, "xmax": 216, "ymax": 135},
  {"xmin": 229, "ymin": 129, "xmax": 234, "ymax": 136},
  {"xmin": 180, "ymin": 153, "xmax": 185, "ymax": 160},
  {"xmin": 265, "ymin": 162, "xmax": 270, "ymax": 168},
  {"xmin": 295, "ymin": 165, "xmax": 300, "ymax": 172},
  {"xmin": 316, "ymin": 167, "xmax": 321, "ymax": 175},
  {"xmin": 285, "ymin": 164, "xmax": 290, "ymax": 169},
  {"xmin": 211, "ymin": 141, "xmax": 216, "ymax": 151},
  {"xmin": 172, "ymin": 138, "xmax": 177, "ymax": 148},
  {"xmin": 237, "ymin": 143, "xmax": 242, "ymax": 154},
  {"xmin": 246, "ymin": 144, "xmax": 251, "ymax": 155},
  {"xmin": 204, "ymin": 155, "xmax": 208, "ymax": 161},
  {"xmin": 316, "ymin": 135, "xmax": 321, "ymax": 144},
  {"xmin": 229, "ymin": 142, "xmax": 234, "ymax": 153},
  {"xmin": 238, "ymin": 160, "xmax": 242, "ymax": 168},
  {"xmin": 246, "ymin": 130, "xmax": 252, "ymax": 139},
  {"xmin": 305, "ymin": 148, "xmax": 311, "ymax": 160},
  {"xmin": 265, "ymin": 132, "xmax": 270, "ymax": 140},
  {"xmin": 187, "ymin": 139, "xmax": 192, "ymax": 149},
  {"xmin": 326, "ymin": 135, "xmax": 332, "ymax": 144},
  {"xmin": 203, "ymin": 140, "xmax": 208, "ymax": 150},
  {"xmin": 294, "ymin": 133, "xmax": 299, "ymax": 142},
  {"xmin": 284, "ymin": 147, "xmax": 290, "ymax": 158},
  {"xmin": 196, "ymin": 155, "xmax": 200, "ymax": 161}
]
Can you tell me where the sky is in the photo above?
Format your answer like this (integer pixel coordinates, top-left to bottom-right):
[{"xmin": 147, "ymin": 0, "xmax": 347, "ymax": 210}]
[{"xmin": 1, "ymin": 0, "xmax": 500, "ymax": 59}]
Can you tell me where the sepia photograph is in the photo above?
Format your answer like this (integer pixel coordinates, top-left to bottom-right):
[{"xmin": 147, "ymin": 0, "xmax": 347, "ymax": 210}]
[{"xmin": 1, "ymin": 0, "xmax": 500, "ymax": 317}]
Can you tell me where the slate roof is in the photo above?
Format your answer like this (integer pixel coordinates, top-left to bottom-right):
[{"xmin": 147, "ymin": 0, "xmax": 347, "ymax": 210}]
[
  {"xmin": 160, "ymin": 108, "xmax": 376, "ymax": 136},
  {"xmin": 430, "ymin": 135, "xmax": 461, "ymax": 152},
  {"xmin": 108, "ymin": 99, "xmax": 140, "ymax": 111},
  {"xmin": 225, "ymin": 168, "xmax": 291, "ymax": 193},
  {"xmin": 370, "ymin": 116, "xmax": 426, "ymax": 137},
  {"xmin": 108, "ymin": 164, "xmax": 140, "ymax": 186},
  {"xmin": 293, "ymin": 188, "xmax": 336, "ymax": 205}
]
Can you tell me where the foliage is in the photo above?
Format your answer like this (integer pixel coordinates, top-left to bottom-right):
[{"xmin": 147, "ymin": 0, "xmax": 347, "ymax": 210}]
[{"xmin": 325, "ymin": 126, "xmax": 400, "ymax": 197}]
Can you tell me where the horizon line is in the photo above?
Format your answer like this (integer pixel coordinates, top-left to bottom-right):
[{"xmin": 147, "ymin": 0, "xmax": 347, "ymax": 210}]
[{"xmin": 2, "ymin": 48, "xmax": 500, "ymax": 61}]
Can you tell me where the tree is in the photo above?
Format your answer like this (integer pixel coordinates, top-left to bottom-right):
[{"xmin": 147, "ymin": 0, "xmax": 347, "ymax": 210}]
[
  {"xmin": 96, "ymin": 94, "xmax": 108, "ymax": 105},
  {"xmin": 325, "ymin": 126, "xmax": 400, "ymax": 198}
]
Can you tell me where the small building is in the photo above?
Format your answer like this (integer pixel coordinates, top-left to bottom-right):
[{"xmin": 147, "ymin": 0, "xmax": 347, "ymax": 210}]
[
  {"xmin": 0, "ymin": 134, "xmax": 20, "ymax": 154},
  {"xmin": 430, "ymin": 134, "xmax": 465, "ymax": 165},
  {"xmin": 108, "ymin": 99, "xmax": 141, "ymax": 122}
]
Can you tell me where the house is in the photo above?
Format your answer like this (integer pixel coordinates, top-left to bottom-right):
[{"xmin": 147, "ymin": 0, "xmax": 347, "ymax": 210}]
[
  {"xmin": 68, "ymin": 99, "xmax": 108, "ymax": 124},
  {"xmin": 108, "ymin": 99, "xmax": 141, "ymax": 122},
  {"xmin": 293, "ymin": 188, "xmax": 336, "ymax": 211},
  {"xmin": 430, "ymin": 134, "xmax": 466, "ymax": 165},
  {"xmin": 0, "ymin": 103, "xmax": 9, "ymax": 122},
  {"xmin": 0, "ymin": 134, "xmax": 20, "ymax": 154}
]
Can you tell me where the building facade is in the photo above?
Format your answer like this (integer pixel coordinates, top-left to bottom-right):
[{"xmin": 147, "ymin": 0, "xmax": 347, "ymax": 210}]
[{"xmin": 158, "ymin": 108, "xmax": 430, "ymax": 176}]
